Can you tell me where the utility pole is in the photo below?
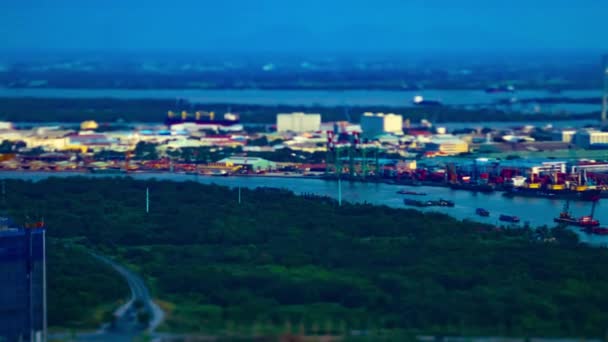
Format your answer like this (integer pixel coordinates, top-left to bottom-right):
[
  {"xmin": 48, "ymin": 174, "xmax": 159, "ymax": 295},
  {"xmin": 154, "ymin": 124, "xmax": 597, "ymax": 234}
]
[
  {"xmin": 338, "ymin": 176, "xmax": 342, "ymax": 206},
  {"xmin": 146, "ymin": 187, "xmax": 149, "ymax": 214},
  {"xmin": 238, "ymin": 186, "xmax": 242, "ymax": 204}
]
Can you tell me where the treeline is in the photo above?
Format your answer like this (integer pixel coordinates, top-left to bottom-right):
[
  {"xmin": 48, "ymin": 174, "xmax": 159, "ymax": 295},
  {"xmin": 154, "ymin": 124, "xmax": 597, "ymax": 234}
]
[
  {"xmin": 3, "ymin": 177, "xmax": 608, "ymax": 337},
  {"xmin": 0, "ymin": 97, "xmax": 597, "ymax": 124}
]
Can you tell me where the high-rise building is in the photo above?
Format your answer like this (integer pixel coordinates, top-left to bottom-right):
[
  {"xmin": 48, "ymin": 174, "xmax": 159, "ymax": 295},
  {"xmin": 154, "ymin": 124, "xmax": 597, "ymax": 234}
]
[
  {"xmin": 602, "ymin": 55, "xmax": 608, "ymax": 123},
  {"xmin": 360, "ymin": 112, "xmax": 403, "ymax": 138},
  {"xmin": 0, "ymin": 217, "xmax": 46, "ymax": 342},
  {"xmin": 276, "ymin": 113, "xmax": 322, "ymax": 133}
]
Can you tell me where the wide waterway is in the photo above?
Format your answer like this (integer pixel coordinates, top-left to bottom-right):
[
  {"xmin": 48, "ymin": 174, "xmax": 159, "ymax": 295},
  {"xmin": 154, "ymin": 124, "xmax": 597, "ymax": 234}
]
[
  {"xmin": 2, "ymin": 171, "xmax": 608, "ymax": 246},
  {"xmin": 0, "ymin": 88, "xmax": 600, "ymax": 113}
]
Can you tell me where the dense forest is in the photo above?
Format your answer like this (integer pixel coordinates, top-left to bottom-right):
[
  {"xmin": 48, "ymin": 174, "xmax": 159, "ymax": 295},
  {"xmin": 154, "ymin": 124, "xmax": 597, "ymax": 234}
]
[
  {"xmin": 0, "ymin": 97, "xmax": 597, "ymax": 124},
  {"xmin": 3, "ymin": 177, "xmax": 608, "ymax": 338}
]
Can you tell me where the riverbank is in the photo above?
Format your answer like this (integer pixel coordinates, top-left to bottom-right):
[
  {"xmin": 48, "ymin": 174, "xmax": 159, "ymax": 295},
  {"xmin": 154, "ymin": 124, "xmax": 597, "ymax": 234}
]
[
  {"xmin": 2, "ymin": 170, "xmax": 607, "ymax": 246},
  {"xmin": 13, "ymin": 176, "xmax": 608, "ymax": 338}
]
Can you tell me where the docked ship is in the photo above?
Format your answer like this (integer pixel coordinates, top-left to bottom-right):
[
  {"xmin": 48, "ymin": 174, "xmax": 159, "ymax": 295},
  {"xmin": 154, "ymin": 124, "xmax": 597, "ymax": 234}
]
[
  {"xmin": 165, "ymin": 110, "xmax": 240, "ymax": 127},
  {"xmin": 412, "ymin": 95, "xmax": 443, "ymax": 107},
  {"xmin": 397, "ymin": 190, "xmax": 427, "ymax": 196},
  {"xmin": 503, "ymin": 186, "xmax": 601, "ymax": 201},
  {"xmin": 437, "ymin": 199, "xmax": 455, "ymax": 207},
  {"xmin": 476, "ymin": 208, "xmax": 490, "ymax": 217},
  {"xmin": 499, "ymin": 214, "xmax": 520, "ymax": 223},
  {"xmin": 403, "ymin": 199, "xmax": 434, "ymax": 207},
  {"xmin": 403, "ymin": 198, "xmax": 454, "ymax": 208},
  {"xmin": 553, "ymin": 201, "xmax": 600, "ymax": 227},
  {"xmin": 485, "ymin": 85, "xmax": 515, "ymax": 94}
]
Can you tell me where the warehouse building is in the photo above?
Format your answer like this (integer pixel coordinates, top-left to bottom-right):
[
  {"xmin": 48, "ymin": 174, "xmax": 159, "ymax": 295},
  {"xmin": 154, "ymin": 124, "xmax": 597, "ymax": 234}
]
[
  {"xmin": 217, "ymin": 156, "xmax": 276, "ymax": 172},
  {"xmin": 424, "ymin": 135, "xmax": 469, "ymax": 155},
  {"xmin": 360, "ymin": 112, "xmax": 403, "ymax": 138},
  {"xmin": 276, "ymin": 113, "xmax": 322, "ymax": 133},
  {"xmin": 573, "ymin": 129, "xmax": 608, "ymax": 148}
]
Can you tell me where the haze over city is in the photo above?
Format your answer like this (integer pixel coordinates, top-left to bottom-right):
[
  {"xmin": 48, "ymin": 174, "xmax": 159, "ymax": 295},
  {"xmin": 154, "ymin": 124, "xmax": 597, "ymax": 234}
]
[
  {"xmin": 1, "ymin": 0, "xmax": 607, "ymax": 53},
  {"xmin": 3, "ymin": 1, "xmax": 608, "ymax": 342}
]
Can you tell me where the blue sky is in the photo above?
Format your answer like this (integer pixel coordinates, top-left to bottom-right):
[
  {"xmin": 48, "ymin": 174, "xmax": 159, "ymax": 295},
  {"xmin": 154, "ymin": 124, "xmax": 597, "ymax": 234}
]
[{"xmin": 1, "ymin": 0, "xmax": 606, "ymax": 53}]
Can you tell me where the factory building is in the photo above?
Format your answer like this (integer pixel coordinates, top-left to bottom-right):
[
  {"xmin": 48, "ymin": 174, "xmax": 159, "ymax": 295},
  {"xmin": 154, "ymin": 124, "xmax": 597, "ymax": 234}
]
[
  {"xmin": 0, "ymin": 122, "xmax": 14, "ymax": 130},
  {"xmin": 573, "ymin": 130, "xmax": 608, "ymax": 148},
  {"xmin": 276, "ymin": 113, "xmax": 322, "ymax": 133},
  {"xmin": 0, "ymin": 217, "xmax": 46, "ymax": 342},
  {"xmin": 80, "ymin": 120, "xmax": 99, "ymax": 131},
  {"xmin": 424, "ymin": 135, "xmax": 469, "ymax": 155},
  {"xmin": 552, "ymin": 129, "xmax": 577, "ymax": 143},
  {"xmin": 360, "ymin": 113, "xmax": 403, "ymax": 138},
  {"xmin": 217, "ymin": 156, "xmax": 276, "ymax": 172}
]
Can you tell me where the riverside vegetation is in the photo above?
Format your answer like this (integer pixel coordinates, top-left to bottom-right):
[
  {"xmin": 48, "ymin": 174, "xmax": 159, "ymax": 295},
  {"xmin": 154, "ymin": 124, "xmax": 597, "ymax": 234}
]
[{"xmin": 2, "ymin": 177, "xmax": 608, "ymax": 338}]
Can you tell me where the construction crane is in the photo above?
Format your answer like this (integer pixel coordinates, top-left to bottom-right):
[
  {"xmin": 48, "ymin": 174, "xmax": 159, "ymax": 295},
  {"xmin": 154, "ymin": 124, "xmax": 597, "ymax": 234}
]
[
  {"xmin": 124, "ymin": 151, "xmax": 134, "ymax": 173},
  {"xmin": 446, "ymin": 163, "xmax": 458, "ymax": 183}
]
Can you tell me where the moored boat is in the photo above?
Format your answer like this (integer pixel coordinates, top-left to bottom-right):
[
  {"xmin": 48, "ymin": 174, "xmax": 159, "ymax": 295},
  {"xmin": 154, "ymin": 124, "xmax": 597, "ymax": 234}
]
[
  {"xmin": 476, "ymin": 208, "xmax": 490, "ymax": 217},
  {"xmin": 397, "ymin": 190, "xmax": 427, "ymax": 196},
  {"xmin": 403, "ymin": 198, "xmax": 433, "ymax": 207},
  {"xmin": 499, "ymin": 214, "xmax": 520, "ymax": 223},
  {"xmin": 503, "ymin": 187, "xmax": 601, "ymax": 201},
  {"xmin": 438, "ymin": 199, "xmax": 455, "ymax": 207}
]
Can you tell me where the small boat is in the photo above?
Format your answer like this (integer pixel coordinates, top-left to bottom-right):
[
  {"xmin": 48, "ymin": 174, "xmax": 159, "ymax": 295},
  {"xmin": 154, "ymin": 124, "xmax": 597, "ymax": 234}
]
[
  {"xmin": 476, "ymin": 208, "xmax": 490, "ymax": 217},
  {"xmin": 397, "ymin": 190, "xmax": 427, "ymax": 196},
  {"xmin": 499, "ymin": 214, "xmax": 520, "ymax": 223},
  {"xmin": 412, "ymin": 95, "xmax": 443, "ymax": 107},
  {"xmin": 438, "ymin": 199, "xmax": 455, "ymax": 207},
  {"xmin": 403, "ymin": 198, "xmax": 433, "ymax": 207},
  {"xmin": 485, "ymin": 85, "xmax": 515, "ymax": 93}
]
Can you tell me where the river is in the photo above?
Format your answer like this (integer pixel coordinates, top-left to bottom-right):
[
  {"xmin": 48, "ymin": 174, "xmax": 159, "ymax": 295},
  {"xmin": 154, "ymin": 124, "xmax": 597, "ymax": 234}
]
[
  {"xmin": 0, "ymin": 88, "xmax": 600, "ymax": 113},
  {"xmin": 3, "ymin": 171, "xmax": 607, "ymax": 246}
]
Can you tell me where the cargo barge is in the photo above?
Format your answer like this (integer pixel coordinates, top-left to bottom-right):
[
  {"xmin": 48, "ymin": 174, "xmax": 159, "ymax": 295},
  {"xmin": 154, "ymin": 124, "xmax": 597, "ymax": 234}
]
[
  {"xmin": 503, "ymin": 187, "xmax": 601, "ymax": 201},
  {"xmin": 403, "ymin": 198, "xmax": 454, "ymax": 208},
  {"xmin": 553, "ymin": 201, "xmax": 600, "ymax": 227},
  {"xmin": 499, "ymin": 214, "xmax": 520, "ymax": 223}
]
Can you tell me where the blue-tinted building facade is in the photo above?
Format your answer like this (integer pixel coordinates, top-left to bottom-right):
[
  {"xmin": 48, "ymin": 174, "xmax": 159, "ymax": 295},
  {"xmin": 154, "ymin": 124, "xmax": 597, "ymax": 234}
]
[{"xmin": 0, "ymin": 217, "xmax": 46, "ymax": 342}]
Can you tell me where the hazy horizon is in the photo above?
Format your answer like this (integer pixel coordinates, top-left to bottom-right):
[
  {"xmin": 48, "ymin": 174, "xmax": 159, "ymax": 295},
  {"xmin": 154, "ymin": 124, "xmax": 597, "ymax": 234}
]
[{"xmin": 2, "ymin": 0, "xmax": 607, "ymax": 54}]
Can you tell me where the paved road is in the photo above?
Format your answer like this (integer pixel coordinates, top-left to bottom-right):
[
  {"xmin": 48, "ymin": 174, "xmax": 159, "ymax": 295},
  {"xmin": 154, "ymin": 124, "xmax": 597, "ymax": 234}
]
[{"xmin": 50, "ymin": 251, "xmax": 164, "ymax": 341}]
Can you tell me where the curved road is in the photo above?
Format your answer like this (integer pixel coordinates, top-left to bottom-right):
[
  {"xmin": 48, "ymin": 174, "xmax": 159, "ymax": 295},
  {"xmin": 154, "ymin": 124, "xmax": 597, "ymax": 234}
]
[
  {"xmin": 89, "ymin": 253, "xmax": 165, "ymax": 338},
  {"xmin": 50, "ymin": 252, "xmax": 164, "ymax": 342}
]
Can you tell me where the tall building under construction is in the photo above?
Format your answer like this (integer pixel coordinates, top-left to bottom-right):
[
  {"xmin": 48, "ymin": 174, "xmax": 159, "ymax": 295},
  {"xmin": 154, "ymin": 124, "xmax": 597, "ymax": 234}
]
[
  {"xmin": 0, "ymin": 217, "xmax": 46, "ymax": 342},
  {"xmin": 602, "ymin": 55, "xmax": 608, "ymax": 123}
]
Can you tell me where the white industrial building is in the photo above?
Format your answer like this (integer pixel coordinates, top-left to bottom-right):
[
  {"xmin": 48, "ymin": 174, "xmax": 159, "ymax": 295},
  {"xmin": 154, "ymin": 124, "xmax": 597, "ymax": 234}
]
[
  {"xmin": 276, "ymin": 113, "xmax": 321, "ymax": 133},
  {"xmin": 360, "ymin": 112, "xmax": 403, "ymax": 138},
  {"xmin": 552, "ymin": 129, "xmax": 577, "ymax": 143},
  {"xmin": 573, "ymin": 129, "xmax": 608, "ymax": 148}
]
